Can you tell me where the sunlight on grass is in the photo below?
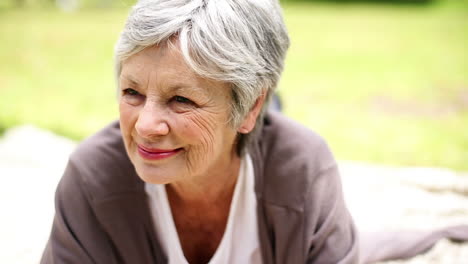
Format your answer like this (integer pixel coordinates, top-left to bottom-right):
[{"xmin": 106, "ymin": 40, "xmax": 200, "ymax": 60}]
[
  {"xmin": 1, "ymin": 2, "xmax": 467, "ymax": 170},
  {"xmin": 279, "ymin": 2, "xmax": 468, "ymax": 170}
]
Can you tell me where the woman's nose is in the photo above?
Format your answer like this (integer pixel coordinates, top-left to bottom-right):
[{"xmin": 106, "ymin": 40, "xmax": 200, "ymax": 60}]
[{"xmin": 135, "ymin": 102, "xmax": 170, "ymax": 138}]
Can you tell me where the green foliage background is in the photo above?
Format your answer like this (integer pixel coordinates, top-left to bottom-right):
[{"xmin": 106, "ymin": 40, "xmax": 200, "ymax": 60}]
[{"xmin": 1, "ymin": 0, "xmax": 467, "ymax": 170}]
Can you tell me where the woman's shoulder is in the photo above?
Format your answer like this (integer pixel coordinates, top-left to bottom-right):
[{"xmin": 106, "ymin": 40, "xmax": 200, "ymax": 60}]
[
  {"xmin": 71, "ymin": 120, "xmax": 127, "ymax": 165},
  {"xmin": 262, "ymin": 111, "xmax": 336, "ymax": 170},
  {"xmin": 65, "ymin": 120, "xmax": 142, "ymax": 201},
  {"xmin": 253, "ymin": 111, "xmax": 339, "ymax": 208}
]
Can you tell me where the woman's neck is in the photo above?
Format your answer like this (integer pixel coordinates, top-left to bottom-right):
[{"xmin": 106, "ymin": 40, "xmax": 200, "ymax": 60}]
[{"xmin": 166, "ymin": 154, "xmax": 241, "ymax": 208}]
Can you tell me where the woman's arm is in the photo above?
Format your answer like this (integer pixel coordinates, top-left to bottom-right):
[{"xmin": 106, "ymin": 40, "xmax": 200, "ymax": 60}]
[
  {"xmin": 41, "ymin": 160, "xmax": 117, "ymax": 264},
  {"xmin": 304, "ymin": 140, "xmax": 359, "ymax": 264}
]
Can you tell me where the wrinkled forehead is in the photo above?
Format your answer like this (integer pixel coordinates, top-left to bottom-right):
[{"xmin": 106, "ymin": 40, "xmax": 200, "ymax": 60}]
[
  {"xmin": 121, "ymin": 43, "xmax": 186, "ymax": 75},
  {"xmin": 120, "ymin": 43, "xmax": 231, "ymax": 97}
]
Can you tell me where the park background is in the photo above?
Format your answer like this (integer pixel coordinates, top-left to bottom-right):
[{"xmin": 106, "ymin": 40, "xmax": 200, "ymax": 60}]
[
  {"xmin": 1, "ymin": 0, "xmax": 467, "ymax": 171},
  {"xmin": 1, "ymin": 0, "xmax": 468, "ymax": 263}
]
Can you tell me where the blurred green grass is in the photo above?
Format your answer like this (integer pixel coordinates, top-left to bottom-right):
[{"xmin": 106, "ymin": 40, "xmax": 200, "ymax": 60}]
[{"xmin": 0, "ymin": 1, "xmax": 467, "ymax": 170}]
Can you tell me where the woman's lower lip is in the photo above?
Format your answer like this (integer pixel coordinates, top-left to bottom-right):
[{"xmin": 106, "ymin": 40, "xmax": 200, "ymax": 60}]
[{"xmin": 137, "ymin": 146, "xmax": 182, "ymax": 160}]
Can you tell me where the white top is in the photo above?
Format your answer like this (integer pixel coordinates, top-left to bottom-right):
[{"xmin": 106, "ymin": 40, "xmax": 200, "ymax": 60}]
[{"xmin": 145, "ymin": 154, "xmax": 263, "ymax": 264}]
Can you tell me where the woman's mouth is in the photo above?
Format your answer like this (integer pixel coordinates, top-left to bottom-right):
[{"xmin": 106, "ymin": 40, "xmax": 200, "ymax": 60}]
[{"xmin": 137, "ymin": 145, "xmax": 182, "ymax": 160}]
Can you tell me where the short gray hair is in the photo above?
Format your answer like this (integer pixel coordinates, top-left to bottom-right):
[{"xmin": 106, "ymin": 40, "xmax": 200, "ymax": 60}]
[{"xmin": 115, "ymin": 0, "xmax": 290, "ymax": 154}]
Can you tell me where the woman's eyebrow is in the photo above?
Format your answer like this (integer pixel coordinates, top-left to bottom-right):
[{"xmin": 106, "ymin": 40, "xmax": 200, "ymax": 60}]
[
  {"xmin": 169, "ymin": 84, "xmax": 207, "ymax": 94},
  {"xmin": 120, "ymin": 74, "xmax": 140, "ymax": 87}
]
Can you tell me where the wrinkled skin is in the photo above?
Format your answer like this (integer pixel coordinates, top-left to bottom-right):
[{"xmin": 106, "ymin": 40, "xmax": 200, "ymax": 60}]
[
  {"xmin": 119, "ymin": 43, "xmax": 265, "ymax": 263},
  {"xmin": 118, "ymin": 44, "xmax": 261, "ymax": 198}
]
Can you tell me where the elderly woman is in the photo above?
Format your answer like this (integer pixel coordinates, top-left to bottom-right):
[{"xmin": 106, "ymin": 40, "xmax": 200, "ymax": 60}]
[
  {"xmin": 41, "ymin": 0, "xmax": 468, "ymax": 263},
  {"xmin": 41, "ymin": 0, "xmax": 360, "ymax": 263}
]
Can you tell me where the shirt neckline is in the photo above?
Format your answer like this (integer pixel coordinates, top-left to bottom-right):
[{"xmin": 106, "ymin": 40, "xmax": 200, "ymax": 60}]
[{"xmin": 156, "ymin": 154, "xmax": 248, "ymax": 263}]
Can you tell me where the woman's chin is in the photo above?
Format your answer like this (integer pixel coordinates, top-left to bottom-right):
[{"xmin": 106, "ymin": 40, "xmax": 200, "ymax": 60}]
[
  {"xmin": 134, "ymin": 161, "xmax": 179, "ymax": 185},
  {"xmin": 136, "ymin": 170, "xmax": 174, "ymax": 185}
]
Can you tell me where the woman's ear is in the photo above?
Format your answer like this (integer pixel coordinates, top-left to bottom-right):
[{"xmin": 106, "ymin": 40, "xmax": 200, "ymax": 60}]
[{"xmin": 238, "ymin": 92, "xmax": 267, "ymax": 134}]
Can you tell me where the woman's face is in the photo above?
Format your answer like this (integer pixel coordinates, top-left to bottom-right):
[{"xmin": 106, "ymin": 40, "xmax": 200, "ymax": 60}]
[{"xmin": 119, "ymin": 45, "xmax": 240, "ymax": 184}]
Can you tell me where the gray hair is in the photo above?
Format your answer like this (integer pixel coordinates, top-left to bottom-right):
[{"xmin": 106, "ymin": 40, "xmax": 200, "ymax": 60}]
[{"xmin": 115, "ymin": 0, "xmax": 290, "ymax": 154}]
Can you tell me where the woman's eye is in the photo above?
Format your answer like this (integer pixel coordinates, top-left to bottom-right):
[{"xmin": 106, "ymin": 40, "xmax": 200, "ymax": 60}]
[
  {"xmin": 173, "ymin": 96, "xmax": 192, "ymax": 104},
  {"xmin": 121, "ymin": 88, "xmax": 144, "ymax": 106},
  {"xmin": 123, "ymin": 88, "xmax": 140, "ymax": 96}
]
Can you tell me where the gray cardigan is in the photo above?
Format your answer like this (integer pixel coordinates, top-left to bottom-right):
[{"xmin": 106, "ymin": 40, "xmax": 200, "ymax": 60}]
[{"xmin": 41, "ymin": 111, "xmax": 360, "ymax": 263}]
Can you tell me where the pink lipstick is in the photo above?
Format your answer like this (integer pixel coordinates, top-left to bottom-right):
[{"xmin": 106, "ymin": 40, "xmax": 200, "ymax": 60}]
[{"xmin": 137, "ymin": 145, "xmax": 182, "ymax": 160}]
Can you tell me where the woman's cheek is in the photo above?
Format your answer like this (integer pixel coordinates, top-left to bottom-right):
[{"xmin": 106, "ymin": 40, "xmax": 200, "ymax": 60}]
[
  {"xmin": 119, "ymin": 102, "xmax": 140, "ymax": 145},
  {"xmin": 119, "ymin": 108, "xmax": 130, "ymax": 131},
  {"xmin": 182, "ymin": 115, "xmax": 218, "ymax": 172},
  {"xmin": 120, "ymin": 99, "xmax": 142, "ymax": 119},
  {"xmin": 119, "ymin": 100, "xmax": 132, "ymax": 117}
]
